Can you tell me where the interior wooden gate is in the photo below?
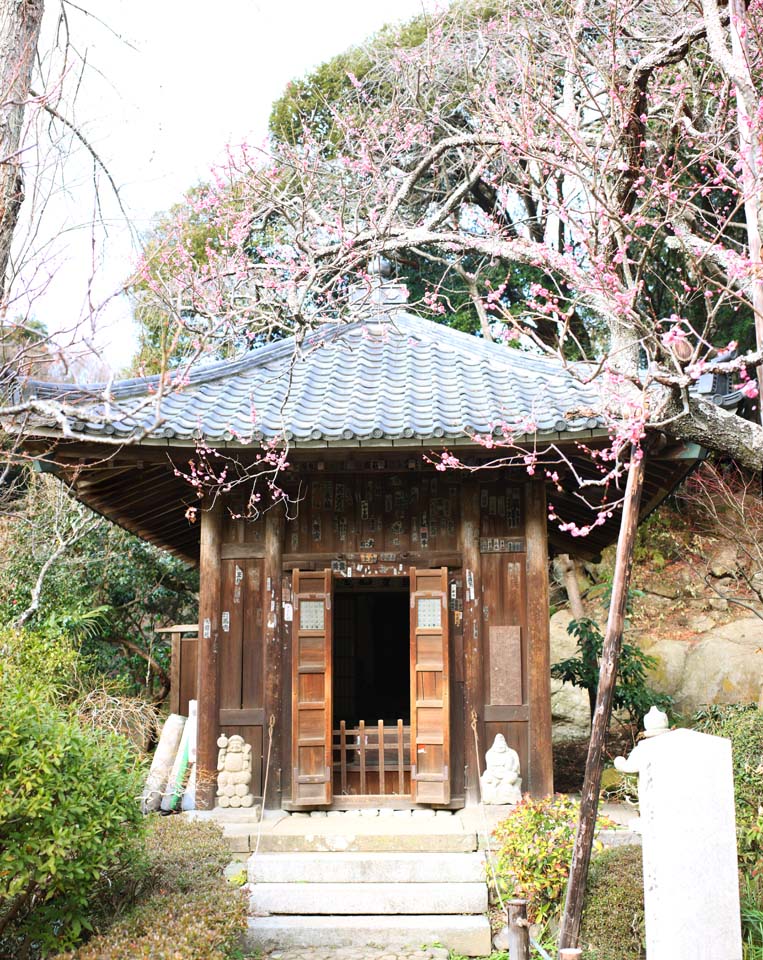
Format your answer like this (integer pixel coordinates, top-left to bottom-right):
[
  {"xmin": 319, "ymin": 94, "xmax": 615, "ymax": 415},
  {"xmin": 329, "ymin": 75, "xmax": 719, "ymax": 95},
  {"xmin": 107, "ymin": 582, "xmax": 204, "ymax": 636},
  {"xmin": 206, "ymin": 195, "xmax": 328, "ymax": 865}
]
[{"xmin": 410, "ymin": 567, "xmax": 451, "ymax": 804}]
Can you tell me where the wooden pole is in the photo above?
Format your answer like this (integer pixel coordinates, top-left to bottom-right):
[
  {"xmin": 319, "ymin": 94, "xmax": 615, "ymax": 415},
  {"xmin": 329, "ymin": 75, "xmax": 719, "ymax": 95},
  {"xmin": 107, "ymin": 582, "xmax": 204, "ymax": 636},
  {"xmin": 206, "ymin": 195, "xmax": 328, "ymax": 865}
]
[
  {"xmin": 559, "ymin": 950, "xmax": 583, "ymax": 959},
  {"xmin": 196, "ymin": 498, "xmax": 224, "ymax": 809},
  {"xmin": 460, "ymin": 478, "xmax": 483, "ymax": 803},
  {"xmin": 263, "ymin": 504, "xmax": 284, "ymax": 808},
  {"xmin": 558, "ymin": 449, "xmax": 647, "ymax": 948},
  {"xmin": 507, "ymin": 899, "xmax": 530, "ymax": 960},
  {"xmin": 525, "ymin": 479, "xmax": 553, "ymax": 797}
]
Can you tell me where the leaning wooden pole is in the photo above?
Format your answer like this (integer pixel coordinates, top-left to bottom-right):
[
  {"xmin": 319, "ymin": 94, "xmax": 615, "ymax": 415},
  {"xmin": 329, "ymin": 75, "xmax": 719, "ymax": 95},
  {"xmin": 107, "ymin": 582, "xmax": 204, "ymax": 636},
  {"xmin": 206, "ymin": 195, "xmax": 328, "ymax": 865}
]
[{"xmin": 558, "ymin": 447, "xmax": 646, "ymax": 949}]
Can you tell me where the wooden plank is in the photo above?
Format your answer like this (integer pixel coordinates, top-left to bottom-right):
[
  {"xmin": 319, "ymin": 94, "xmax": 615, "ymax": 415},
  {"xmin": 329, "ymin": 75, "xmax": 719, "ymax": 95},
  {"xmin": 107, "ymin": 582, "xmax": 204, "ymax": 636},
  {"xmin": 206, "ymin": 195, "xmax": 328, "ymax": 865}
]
[
  {"xmin": 169, "ymin": 632, "xmax": 180, "ymax": 715},
  {"xmin": 359, "ymin": 719, "xmax": 367, "ymax": 795},
  {"xmin": 489, "ymin": 625, "xmax": 522, "ymax": 705},
  {"xmin": 398, "ymin": 719, "xmax": 405, "ymax": 794},
  {"xmin": 241, "ymin": 560, "xmax": 264, "ymax": 709},
  {"xmin": 219, "ymin": 560, "xmax": 243, "ymax": 710},
  {"xmin": 460, "ymin": 480, "xmax": 483, "ymax": 803},
  {"xmin": 179, "ymin": 637, "xmax": 197, "ymax": 718},
  {"xmin": 219, "ymin": 708, "xmax": 266, "ymax": 725},
  {"xmin": 264, "ymin": 508, "xmax": 284, "ymax": 808},
  {"xmin": 525, "ymin": 479, "xmax": 553, "ymax": 797},
  {"xmin": 196, "ymin": 499, "xmax": 224, "ymax": 809},
  {"xmin": 340, "ymin": 720, "xmax": 348, "ymax": 795}
]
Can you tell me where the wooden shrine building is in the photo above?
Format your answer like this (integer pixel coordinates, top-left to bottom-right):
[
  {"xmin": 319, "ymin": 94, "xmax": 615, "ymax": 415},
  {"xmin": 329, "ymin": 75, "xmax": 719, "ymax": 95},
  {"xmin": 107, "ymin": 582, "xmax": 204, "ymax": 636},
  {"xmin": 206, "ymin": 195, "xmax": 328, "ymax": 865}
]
[{"xmin": 14, "ymin": 280, "xmax": 702, "ymax": 811}]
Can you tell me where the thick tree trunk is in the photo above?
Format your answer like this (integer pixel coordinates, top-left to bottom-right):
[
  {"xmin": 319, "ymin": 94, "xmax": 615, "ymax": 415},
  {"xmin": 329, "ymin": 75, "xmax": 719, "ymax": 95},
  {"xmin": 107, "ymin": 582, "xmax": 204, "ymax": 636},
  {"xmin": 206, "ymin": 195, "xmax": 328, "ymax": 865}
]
[
  {"xmin": 558, "ymin": 449, "xmax": 646, "ymax": 949},
  {"xmin": 0, "ymin": 0, "xmax": 43, "ymax": 298},
  {"xmin": 660, "ymin": 392, "xmax": 763, "ymax": 472}
]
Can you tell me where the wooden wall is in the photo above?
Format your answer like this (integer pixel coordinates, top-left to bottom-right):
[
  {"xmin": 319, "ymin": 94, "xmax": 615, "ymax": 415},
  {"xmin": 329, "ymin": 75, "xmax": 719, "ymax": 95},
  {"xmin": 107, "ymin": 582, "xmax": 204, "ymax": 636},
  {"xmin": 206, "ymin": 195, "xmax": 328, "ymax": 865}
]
[
  {"xmin": 198, "ymin": 468, "xmax": 551, "ymax": 808},
  {"xmin": 218, "ymin": 558, "xmax": 265, "ymax": 797}
]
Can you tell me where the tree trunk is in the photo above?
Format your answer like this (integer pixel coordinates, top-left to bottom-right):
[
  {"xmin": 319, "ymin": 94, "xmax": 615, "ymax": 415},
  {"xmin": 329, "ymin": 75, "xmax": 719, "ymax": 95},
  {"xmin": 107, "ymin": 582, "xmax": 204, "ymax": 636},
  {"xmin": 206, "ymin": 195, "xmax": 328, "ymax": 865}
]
[
  {"xmin": 558, "ymin": 448, "xmax": 646, "ymax": 948},
  {"xmin": 559, "ymin": 554, "xmax": 585, "ymax": 620},
  {"xmin": 0, "ymin": 0, "xmax": 44, "ymax": 298}
]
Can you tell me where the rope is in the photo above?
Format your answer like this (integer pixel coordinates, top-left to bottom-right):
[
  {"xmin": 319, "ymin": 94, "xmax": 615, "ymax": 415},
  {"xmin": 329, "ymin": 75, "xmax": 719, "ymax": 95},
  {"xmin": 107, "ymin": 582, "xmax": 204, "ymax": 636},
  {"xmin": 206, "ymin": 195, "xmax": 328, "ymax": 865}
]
[{"xmin": 252, "ymin": 714, "xmax": 276, "ymax": 859}]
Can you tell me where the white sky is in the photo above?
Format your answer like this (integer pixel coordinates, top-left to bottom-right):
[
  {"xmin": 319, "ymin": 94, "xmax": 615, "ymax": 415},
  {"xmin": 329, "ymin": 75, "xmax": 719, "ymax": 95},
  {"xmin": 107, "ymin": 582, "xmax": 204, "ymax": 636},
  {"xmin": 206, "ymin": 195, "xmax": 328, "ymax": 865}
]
[{"xmin": 14, "ymin": 0, "xmax": 436, "ymax": 374}]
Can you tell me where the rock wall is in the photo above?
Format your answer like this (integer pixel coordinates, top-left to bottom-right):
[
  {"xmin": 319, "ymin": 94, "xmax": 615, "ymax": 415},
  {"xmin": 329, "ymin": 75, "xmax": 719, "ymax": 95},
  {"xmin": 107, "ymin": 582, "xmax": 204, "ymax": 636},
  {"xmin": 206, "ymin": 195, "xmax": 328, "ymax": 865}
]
[
  {"xmin": 550, "ymin": 611, "xmax": 591, "ymax": 741},
  {"xmin": 642, "ymin": 617, "xmax": 763, "ymax": 716},
  {"xmin": 549, "ymin": 609, "xmax": 763, "ymax": 742}
]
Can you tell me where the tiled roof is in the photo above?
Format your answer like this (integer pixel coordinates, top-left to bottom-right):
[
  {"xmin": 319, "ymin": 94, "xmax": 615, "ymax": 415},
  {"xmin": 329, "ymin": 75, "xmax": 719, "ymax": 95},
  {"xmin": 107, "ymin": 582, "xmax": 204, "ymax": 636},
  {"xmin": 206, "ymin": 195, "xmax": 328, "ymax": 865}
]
[{"xmin": 23, "ymin": 310, "xmax": 606, "ymax": 446}]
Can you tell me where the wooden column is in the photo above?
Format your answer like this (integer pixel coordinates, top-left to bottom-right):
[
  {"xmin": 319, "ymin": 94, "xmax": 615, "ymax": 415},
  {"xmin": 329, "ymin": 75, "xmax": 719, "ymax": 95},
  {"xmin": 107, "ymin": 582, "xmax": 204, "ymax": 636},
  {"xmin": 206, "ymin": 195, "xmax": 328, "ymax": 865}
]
[
  {"xmin": 196, "ymin": 498, "xmax": 224, "ymax": 809},
  {"xmin": 525, "ymin": 478, "xmax": 553, "ymax": 797},
  {"xmin": 263, "ymin": 504, "xmax": 285, "ymax": 808},
  {"xmin": 460, "ymin": 479, "xmax": 483, "ymax": 803}
]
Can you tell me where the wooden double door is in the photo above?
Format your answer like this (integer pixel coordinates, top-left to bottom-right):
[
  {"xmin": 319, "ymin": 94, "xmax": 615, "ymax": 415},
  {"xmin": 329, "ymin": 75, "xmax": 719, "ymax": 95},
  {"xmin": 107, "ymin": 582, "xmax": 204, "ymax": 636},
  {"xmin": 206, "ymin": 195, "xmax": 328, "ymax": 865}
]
[{"xmin": 291, "ymin": 567, "xmax": 451, "ymax": 806}]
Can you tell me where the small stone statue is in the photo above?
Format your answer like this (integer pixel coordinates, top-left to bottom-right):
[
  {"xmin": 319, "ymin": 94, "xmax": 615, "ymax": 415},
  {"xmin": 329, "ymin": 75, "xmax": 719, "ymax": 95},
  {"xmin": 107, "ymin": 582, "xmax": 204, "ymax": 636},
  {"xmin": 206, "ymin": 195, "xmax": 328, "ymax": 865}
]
[
  {"xmin": 216, "ymin": 734, "xmax": 255, "ymax": 808},
  {"xmin": 480, "ymin": 733, "xmax": 522, "ymax": 804}
]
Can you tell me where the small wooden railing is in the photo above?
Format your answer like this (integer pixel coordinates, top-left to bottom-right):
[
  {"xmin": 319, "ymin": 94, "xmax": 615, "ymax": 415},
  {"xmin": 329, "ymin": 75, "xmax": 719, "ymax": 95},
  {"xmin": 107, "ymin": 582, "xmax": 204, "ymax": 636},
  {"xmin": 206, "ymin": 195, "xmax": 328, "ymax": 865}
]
[{"xmin": 333, "ymin": 720, "xmax": 411, "ymax": 796}]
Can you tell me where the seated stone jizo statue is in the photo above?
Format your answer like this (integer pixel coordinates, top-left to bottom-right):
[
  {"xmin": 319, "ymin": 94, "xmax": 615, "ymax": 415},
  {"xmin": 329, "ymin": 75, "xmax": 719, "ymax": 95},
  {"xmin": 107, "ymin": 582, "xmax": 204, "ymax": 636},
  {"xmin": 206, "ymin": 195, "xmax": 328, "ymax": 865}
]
[
  {"xmin": 216, "ymin": 733, "xmax": 256, "ymax": 808},
  {"xmin": 480, "ymin": 733, "xmax": 522, "ymax": 804}
]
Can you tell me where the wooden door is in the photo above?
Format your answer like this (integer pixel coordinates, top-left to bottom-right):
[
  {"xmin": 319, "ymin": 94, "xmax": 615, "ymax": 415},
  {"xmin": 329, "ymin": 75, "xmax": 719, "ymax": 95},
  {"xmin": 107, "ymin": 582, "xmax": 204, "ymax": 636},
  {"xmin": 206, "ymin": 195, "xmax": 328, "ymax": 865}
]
[
  {"xmin": 291, "ymin": 569, "xmax": 333, "ymax": 806},
  {"xmin": 410, "ymin": 567, "xmax": 451, "ymax": 804}
]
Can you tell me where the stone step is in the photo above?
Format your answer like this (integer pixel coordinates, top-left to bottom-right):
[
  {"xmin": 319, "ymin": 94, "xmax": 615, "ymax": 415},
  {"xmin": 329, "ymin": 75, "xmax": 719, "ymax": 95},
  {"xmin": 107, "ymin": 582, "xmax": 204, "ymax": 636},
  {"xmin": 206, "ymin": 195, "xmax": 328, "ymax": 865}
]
[
  {"xmin": 253, "ymin": 831, "xmax": 477, "ymax": 853},
  {"xmin": 250, "ymin": 880, "xmax": 488, "ymax": 915},
  {"xmin": 246, "ymin": 915, "xmax": 492, "ymax": 957},
  {"xmin": 248, "ymin": 851, "xmax": 486, "ymax": 884}
]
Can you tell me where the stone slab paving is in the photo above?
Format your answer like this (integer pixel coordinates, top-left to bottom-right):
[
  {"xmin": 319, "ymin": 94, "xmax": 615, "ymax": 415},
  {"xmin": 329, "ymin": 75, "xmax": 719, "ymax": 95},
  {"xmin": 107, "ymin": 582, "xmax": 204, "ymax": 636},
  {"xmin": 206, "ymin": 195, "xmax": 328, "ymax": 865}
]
[{"xmin": 264, "ymin": 948, "xmax": 451, "ymax": 960}]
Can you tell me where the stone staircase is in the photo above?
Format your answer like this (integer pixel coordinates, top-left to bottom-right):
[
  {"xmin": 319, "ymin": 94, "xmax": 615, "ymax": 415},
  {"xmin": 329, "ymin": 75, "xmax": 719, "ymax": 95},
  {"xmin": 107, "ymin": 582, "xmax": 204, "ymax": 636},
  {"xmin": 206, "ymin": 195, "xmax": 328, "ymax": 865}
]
[{"xmin": 245, "ymin": 838, "xmax": 492, "ymax": 956}]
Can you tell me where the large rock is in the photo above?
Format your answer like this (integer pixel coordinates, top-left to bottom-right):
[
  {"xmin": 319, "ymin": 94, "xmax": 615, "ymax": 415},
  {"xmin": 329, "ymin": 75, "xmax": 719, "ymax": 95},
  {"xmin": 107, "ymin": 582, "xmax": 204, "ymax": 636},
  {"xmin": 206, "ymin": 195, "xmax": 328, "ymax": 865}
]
[
  {"xmin": 648, "ymin": 618, "xmax": 763, "ymax": 715},
  {"xmin": 550, "ymin": 611, "xmax": 591, "ymax": 741}
]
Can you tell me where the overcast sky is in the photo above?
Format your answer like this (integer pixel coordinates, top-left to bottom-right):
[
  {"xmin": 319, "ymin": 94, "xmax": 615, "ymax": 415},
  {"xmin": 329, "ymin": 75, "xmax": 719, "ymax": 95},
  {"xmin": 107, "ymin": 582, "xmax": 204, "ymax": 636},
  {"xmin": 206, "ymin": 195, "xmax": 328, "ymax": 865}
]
[{"xmin": 15, "ymin": 0, "xmax": 436, "ymax": 373}]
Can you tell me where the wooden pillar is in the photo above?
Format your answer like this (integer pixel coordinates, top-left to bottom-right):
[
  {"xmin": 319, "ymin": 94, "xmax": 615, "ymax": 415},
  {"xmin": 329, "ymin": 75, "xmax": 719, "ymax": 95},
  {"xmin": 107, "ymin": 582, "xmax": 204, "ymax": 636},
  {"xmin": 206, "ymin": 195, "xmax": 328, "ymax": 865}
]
[
  {"xmin": 460, "ymin": 478, "xmax": 483, "ymax": 803},
  {"xmin": 263, "ymin": 504, "xmax": 285, "ymax": 808},
  {"xmin": 525, "ymin": 478, "xmax": 553, "ymax": 797},
  {"xmin": 196, "ymin": 498, "xmax": 224, "ymax": 810}
]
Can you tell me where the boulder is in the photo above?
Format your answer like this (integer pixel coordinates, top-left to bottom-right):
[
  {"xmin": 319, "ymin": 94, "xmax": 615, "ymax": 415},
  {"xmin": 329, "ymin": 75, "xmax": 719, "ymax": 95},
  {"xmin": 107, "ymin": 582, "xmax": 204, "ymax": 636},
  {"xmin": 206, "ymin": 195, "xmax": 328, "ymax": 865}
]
[
  {"xmin": 550, "ymin": 611, "xmax": 591, "ymax": 741},
  {"xmin": 648, "ymin": 618, "xmax": 763, "ymax": 715}
]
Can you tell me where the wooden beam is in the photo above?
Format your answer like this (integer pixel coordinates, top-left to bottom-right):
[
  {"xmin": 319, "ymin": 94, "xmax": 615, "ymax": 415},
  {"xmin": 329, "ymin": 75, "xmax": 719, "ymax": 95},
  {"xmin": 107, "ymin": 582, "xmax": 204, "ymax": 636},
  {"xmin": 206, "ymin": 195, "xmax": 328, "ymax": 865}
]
[
  {"xmin": 525, "ymin": 478, "xmax": 553, "ymax": 797},
  {"xmin": 196, "ymin": 498, "xmax": 224, "ymax": 809},
  {"xmin": 558, "ymin": 451, "xmax": 647, "ymax": 949},
  {"xmin": 263, "ymin": 504, "xmax": 285, "ymax": 808},
  {"xmin": 460, "ymin": 478, "xmax": 483, "ymax": 804}
]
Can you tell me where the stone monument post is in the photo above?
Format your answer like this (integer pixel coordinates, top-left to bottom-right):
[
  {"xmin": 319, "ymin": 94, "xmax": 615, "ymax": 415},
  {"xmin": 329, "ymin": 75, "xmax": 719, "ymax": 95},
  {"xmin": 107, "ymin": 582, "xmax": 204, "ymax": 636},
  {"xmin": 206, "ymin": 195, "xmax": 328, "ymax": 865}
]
[{"xmin": 617, "ymin": 726, "xmax": 742, "ymax": 960}]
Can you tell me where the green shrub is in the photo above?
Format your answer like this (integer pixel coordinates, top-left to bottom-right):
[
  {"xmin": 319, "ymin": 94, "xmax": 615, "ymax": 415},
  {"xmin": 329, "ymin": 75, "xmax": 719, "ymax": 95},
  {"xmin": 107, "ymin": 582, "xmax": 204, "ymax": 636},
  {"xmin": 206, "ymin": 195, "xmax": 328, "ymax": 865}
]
[
  {"xmin": 491, "ymin": 794, "xmax": 610, "ymax": 924},
  {"xmin": 60, "ymin": 818, "xmax": 247, "ymax": 960},
  {"xmin": 0, "ymin": 678, "xmax": 145, "ymax": 957},
  {"xmin": 580, "ymin": 845, "xmax": 645, "ymax": 960},
  {"xmin": 0, "ymin": 626, "xmax": 82, "ymax": 700},
  {"xmin": 551, "ymin": 618, "xmax": 672, "ymax": 727}
]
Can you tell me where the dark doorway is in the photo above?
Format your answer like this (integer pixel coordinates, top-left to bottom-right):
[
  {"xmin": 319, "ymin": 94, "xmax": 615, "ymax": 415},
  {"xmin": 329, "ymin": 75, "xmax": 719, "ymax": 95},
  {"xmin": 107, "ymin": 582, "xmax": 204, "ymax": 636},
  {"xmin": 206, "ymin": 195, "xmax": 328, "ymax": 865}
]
[{"xmin": 332, "ymin": 577, "xmax": 410, "ymax": 727}]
